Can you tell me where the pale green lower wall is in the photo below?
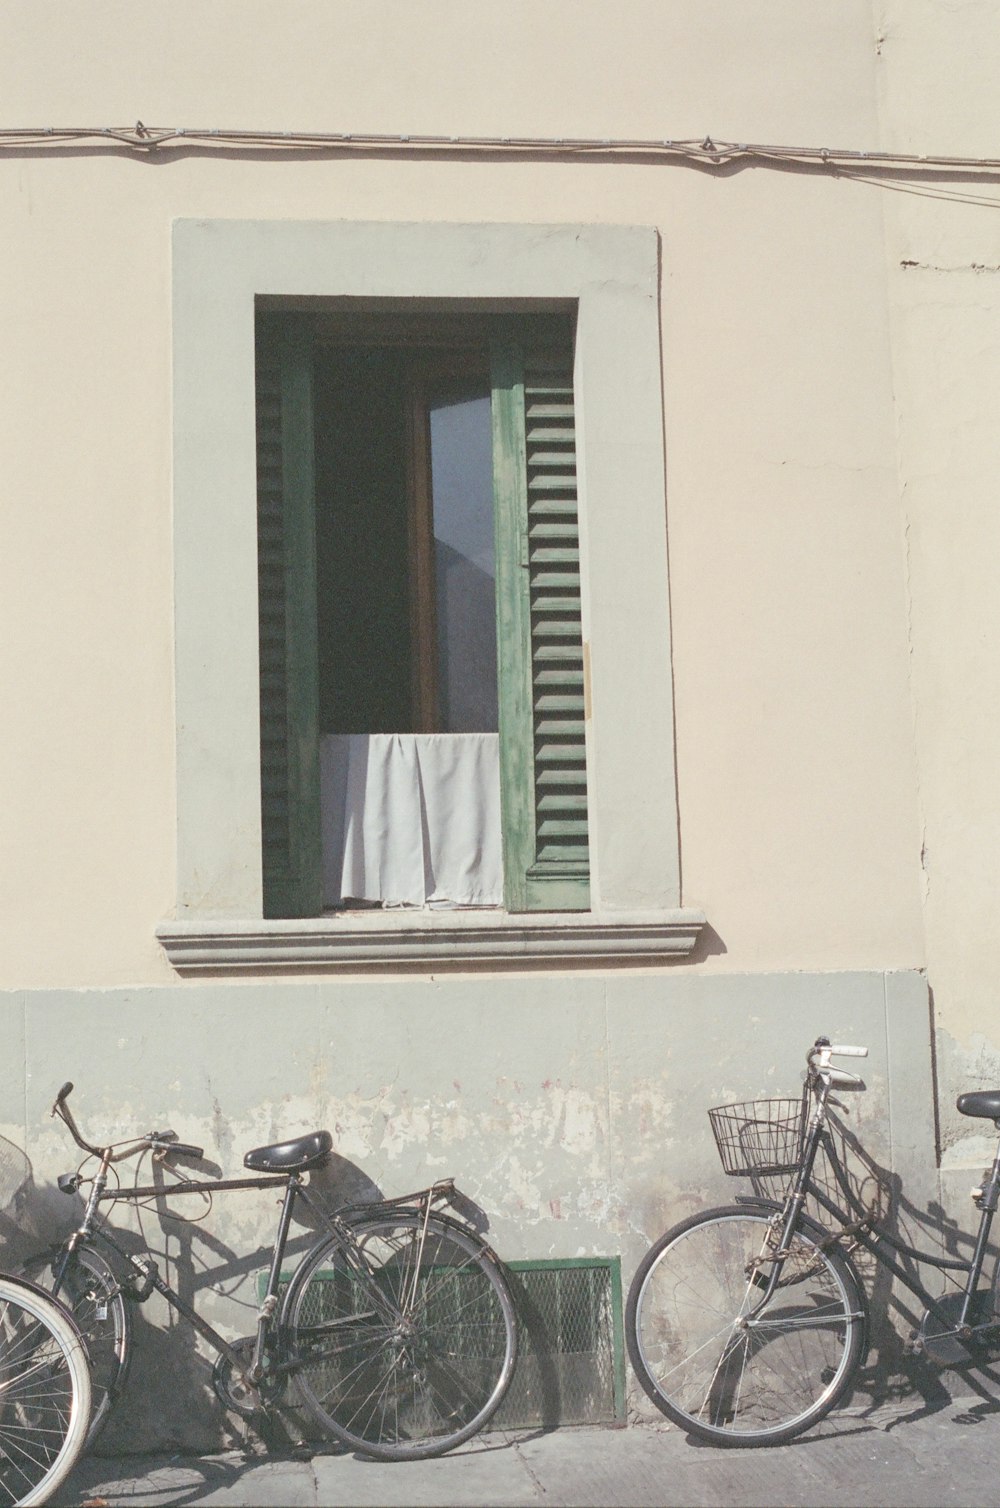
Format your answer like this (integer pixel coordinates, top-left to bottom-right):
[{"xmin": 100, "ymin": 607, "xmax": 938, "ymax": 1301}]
[{"xmin": 0, "ymin": 968, "xmax": 946, "ymax": 1450}]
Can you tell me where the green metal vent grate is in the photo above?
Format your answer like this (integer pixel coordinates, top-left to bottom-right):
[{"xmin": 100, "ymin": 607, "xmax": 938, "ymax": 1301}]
[
  {"xmin": 492, "ymin": 1258, "xmax": 625, "ymax": 1429},
  {"xmin": 256, "ymin": 1253, "xmax": 624, "ymax": 1434}
]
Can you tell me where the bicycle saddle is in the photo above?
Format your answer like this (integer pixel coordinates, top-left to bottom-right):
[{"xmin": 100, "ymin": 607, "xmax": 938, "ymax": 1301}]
[
  {"xmin": 957, "ymin": 1091, "xmax": 1000, "ymax": 1121},
  {"xmin": 244, "ymin": 1130, "xmax": 333, "ymax": 1173}
]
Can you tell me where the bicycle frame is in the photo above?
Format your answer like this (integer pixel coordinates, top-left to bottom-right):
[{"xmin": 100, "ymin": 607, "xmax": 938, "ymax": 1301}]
[
  {"xmin": 764, "ymin": 1074, "xmax": 1000, "ymax": 1347},
  {"xmin": 52, "ymin": 1139, "xmax": 457, "ymax": 1409}
]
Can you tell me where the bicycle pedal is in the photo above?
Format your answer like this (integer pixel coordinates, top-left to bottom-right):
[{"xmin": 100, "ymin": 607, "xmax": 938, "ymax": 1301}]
[{"xmin": 903, "ymin": 1335, "xmax": 925, "ymax": 1357}]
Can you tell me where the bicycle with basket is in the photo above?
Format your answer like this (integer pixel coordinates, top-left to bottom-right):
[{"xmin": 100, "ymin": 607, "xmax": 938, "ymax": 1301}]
[{"xmin": 626, "ymin": 1035, "xmax": 1000, "ymax": 1446}]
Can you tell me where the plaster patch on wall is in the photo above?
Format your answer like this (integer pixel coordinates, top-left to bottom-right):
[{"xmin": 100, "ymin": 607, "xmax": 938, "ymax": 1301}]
[
  {"xmin": 77, "ymin": 1074, "xmax": 617, "ymax": 1239},
  {"xmin": 935, "ymin": 1027, "xmax": 1000, "ymax": 1156}
]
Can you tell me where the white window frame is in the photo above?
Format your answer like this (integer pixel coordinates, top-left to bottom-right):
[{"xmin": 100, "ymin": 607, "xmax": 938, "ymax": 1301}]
[{"xmin": 158, "ymin": 219, "xmax": 703, "ymax": 970}]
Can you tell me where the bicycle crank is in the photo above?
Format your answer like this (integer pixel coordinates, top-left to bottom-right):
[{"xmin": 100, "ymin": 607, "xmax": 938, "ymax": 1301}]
[
  {"xmin": 212, "ymin": 1337, "xmax": 285, "ymax": 1417},
  {"xmin": 917, "ymin": 1293, "xmax": 997, "ymax": 1366}
]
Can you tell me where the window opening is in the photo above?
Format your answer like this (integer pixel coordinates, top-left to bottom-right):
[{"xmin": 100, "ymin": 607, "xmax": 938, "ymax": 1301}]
[
  {"xmin": 256, "ymin": 308, "xmax": 589, "ymax": 919},
  {"xmin": 412, "ymin": 372, "xmax": 497, "ymax": 734}
]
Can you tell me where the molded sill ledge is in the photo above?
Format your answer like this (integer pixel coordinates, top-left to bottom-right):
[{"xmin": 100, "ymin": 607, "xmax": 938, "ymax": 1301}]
[{"xmin": 156, "ymin": 909, "xmax": 707, "ymax": 973}]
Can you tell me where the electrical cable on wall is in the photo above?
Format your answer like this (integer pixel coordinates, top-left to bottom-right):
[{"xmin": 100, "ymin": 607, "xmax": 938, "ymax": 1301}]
[{"xmin": 2, "ymin": 122, "xmax": 1000, "ymax": 176}]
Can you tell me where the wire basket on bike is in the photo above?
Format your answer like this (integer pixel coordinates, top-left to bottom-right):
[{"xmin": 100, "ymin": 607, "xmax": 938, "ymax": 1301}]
[{"xmin": 708, "ymin": 1096, "xmax": 807, "ymax": 1178}]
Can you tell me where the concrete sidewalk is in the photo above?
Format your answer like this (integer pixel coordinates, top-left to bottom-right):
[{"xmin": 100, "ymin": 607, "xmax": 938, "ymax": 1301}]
[{"xmin": 55, "ymin": 1397, "xmax": 1000, "ymax": 1508}]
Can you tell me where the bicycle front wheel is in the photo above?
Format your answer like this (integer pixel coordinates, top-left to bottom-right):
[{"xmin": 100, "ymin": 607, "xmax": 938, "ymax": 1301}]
[
  {"xmin": 284, "ymin": 1212, "xmax": 517, "ymax": 1460},
  {"xmin": 0, "ymin": 1274, "xmax": 91, "ymax": 1507},
  {"xmin": 23, "ymin": 1245, "xmax": 131, "ymax": 1449},
  {"xmin": 626, "ymin": 1206, "xmax": 864, "ymax": 1446}
]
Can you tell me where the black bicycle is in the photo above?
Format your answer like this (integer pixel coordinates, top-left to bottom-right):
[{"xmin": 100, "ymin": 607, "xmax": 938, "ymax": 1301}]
[
  {"xmin": 626, "ymin": 1034, "xmax": 1000, "ymax": 1446},
  {"xmin": 25, "ymin": 1083, "xmax": 517, "ymax": 1461}
]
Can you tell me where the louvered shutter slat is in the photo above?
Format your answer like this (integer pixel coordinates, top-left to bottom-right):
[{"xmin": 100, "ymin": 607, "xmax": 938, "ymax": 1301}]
[
  {"xmin": 491, "ymin": 338, "xmax": 590, "ymax": 910},
  {"xmin": 256, "ymin": 363, "xmax": 291, "ymax": 889},
  {"xmin": 256, "ymin": 326, "xmax": 322, "ymax": 919}
]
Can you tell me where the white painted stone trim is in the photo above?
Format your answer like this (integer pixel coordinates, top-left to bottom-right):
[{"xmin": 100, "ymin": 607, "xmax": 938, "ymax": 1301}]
[
  {"xmin": 171, "ymin": 218, "xmax": 681, "ymax": 928},
  {"xmin": 156, "ymin": 909, "xmax": 707, "ymax": 971}
]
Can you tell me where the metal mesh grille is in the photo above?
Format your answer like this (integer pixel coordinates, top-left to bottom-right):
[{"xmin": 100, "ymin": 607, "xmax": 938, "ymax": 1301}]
[
  {"xmin": 491, "ymin": 1259, "xmax": 624, "ymax": 1428},
  {"xmin": 292, "ymin": 1254, "xmax": 512, "ymax": 1437},
  {"xmin": 257, "ymin": 1254, "xmax": 624, "ymax": 1436}
]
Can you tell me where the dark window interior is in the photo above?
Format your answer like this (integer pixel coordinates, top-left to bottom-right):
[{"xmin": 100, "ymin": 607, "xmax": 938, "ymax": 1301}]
[
  {"xmin": 312, "ymin": 340, "xmax": 498, "ymax": 737},
  {"xmin": 314, "ymin": 347, "xmax": 413, "ymax": 735}
]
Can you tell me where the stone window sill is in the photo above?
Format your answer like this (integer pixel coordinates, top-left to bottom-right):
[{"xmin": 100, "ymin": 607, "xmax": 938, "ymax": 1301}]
[{"xmin": 156, "ymin": 908, "xmax": 707, "ymax": 973}]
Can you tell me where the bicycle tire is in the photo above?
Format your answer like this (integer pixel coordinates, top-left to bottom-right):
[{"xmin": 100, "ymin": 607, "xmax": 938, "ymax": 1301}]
[
  {"xmin": 22, "ymin": 1246, "xmax": 131, "ymax": 1450},
  {"xmin": 0, "ymin": 1273, "xmax": 92, "ymax": 1507},
  {"xmin": 282, "ymin": 1211, "xmax": 517, "ymax": 1461},
  {"xmin": 626, "ymin": 1205, "xmax": 865, "ymax": 1446}
]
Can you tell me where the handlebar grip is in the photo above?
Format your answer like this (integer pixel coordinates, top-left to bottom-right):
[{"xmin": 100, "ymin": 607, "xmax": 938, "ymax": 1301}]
[
  {"xmin": 829, "ymin": 1044, "xmax": 868, "ymax": 1058},
  {"xmin": 154, "ymin": 1133, "xmax": 205, "ymax": 1160},
  {"xmin": 55, "ymin": 1082, "xmax": 74, "ymax": 1103},
  {"xmin": 169, "ymin": 1142, "xmax": 205, "ymax": 1160}
]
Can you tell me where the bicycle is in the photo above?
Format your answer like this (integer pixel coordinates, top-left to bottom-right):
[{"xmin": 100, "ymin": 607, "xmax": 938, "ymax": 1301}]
[
  {"xmin": 0, "ymin": 1272, "xmax": 91, "ymax": 1506},
  {"xmin": 25, "ymin": 1083, "xmax": 517, "ymax": 1462},
  {"xmin": 626, "ymin": 1034, "xmax": 1000, "ymax": 1447}
]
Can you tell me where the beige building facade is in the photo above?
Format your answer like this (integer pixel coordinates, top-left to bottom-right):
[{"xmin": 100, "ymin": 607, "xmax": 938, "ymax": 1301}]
[{"xmin": 1, "ymin": 0, "xmax": 998, "ymax": 1445}]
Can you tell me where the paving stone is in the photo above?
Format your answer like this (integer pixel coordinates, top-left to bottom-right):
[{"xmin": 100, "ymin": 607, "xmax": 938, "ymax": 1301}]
[
  {"xmin": 312, "ymin": 1436, "xmax": 540, "ymax": 1507},
  {"xmin": 53, "ymin": 1399, "xmax": 1000, "ymax": 1508}
]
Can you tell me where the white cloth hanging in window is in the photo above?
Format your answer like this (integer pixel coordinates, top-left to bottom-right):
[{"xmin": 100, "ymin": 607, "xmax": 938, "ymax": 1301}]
[{"xmin": 320, "ymin": 733, "xmax": 502, "ymax": 908}]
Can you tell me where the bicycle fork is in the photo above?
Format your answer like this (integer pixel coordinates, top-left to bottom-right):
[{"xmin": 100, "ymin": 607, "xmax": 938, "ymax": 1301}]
[{"xmin": 738, "ymin": 1098, "xmax": 832, "ymax": 1322}]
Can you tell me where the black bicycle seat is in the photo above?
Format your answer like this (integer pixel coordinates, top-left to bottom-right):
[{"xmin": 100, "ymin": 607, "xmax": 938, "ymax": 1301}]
[
  {"xmin": 957, "ymin": 1091, "xmax": 1000, "ymax": 1121},
  {"xmin": 244, "ymin": 1130, "xmax": 333, "ymax": 1173}
]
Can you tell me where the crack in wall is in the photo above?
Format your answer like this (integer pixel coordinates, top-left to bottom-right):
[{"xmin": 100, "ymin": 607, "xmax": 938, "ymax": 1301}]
[{"xmin": 900, "ymin": 259, "xmax": 1000, "ymax": 273}]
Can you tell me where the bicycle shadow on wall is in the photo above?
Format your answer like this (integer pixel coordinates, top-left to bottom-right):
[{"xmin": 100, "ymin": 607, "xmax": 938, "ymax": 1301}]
[
  {"xmin": 748, "ymin": 1108, "xmax": 1000, "ymax": 1427},
  {"xmin": 20, "ymin": 1136, "xmax": 507, "ymax": 1457},
  {"xmin": 80, "ymin": 1147, "xmax": 433, "ymax": 1455},
  {"xmin": 6, "ymin": 1134, "xmax": 255, "ymax": 1455},
  {"xmin": 2, "ymin": 1133, "xmax": 379, "ymax": 1454}
]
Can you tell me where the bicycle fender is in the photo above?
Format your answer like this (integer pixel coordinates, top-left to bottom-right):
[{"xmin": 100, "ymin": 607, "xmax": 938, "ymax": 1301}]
[
  {"xmin": 337, "ymin": 1201, "xmax": 505, "ymax": 1264},
  {"xmin": 393, "ymin": 1208, "xmax": 509, "ymax": 1273},
  {"xmin": 4, "ymin": 1270, "xmax": 83, "ymax": 1334},
  {"xmin": 47, "ymin": 1243, "xmax": 124, "ymax": 1316},
  {"xmin": 734, "ymin": 1195, "xmax": 872, "ymax": 1361},
  {"xmin": 278, "ymin": 1212, "xmax": 509, "ymax": 1333}
]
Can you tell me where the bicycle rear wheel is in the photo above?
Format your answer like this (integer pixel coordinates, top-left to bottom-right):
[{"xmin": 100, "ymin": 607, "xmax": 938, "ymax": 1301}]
[
  {"xmin": 0, "ymin": 1273, "xmax": 91, "ymax": 1507},
  {"xmin": 626, "ymin": 1206, "xmax": 864, "ymax": 1446},
  {"xmin": 283, "ymin": 1212, "xmax": 517, "ymax": 1460},
  {"xmin": 22, "ymin": 1246, "xmax": 131, "ymax": 1449}
]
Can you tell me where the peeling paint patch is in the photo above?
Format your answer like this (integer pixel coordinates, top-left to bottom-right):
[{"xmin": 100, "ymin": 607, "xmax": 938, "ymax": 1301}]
[
  {"xmin": 900, "ymin": 260, "xmax": 1000, "ymax": 274},
  {"xmin": 936, "ymin": 1028, "xmax": 1000, "ymax": 1154}
]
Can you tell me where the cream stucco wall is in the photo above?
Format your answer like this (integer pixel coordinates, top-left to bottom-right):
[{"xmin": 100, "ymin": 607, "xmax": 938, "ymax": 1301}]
[
  {"xmin": 0, "ymin": 0, "xmax": 928, "ymax": 990},
  {"xmin": 9, "ymin": 1, "xmax": 1000, "ymax": 1445},
  {"xmin": 872, "ymin": 1, "xmax": 1000, "ymax": 1159}
]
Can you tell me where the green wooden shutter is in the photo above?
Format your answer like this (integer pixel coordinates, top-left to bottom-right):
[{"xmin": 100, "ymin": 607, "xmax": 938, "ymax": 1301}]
[
  {"xmin": 256, "ymin": 323, "xmax": 323, "ymax": 919},
  {"xmin": 492, "ymin": 340, "xmax": 590, "ymax": 911}
]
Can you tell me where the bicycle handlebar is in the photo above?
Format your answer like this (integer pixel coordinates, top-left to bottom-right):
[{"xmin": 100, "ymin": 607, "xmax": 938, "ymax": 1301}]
[
  {"xmin": 149, "ymin": 1132, "xmax": 205, "ymax": 1161},
  {"xmin": 810, "ymin": 1037, "xmax": 868, "ymax": 1062},
  {"xmin": 51, "ymin": 1084, "xmax": 205, "ymax": 1163},
  {"xmin": 51, "ymin": 1081, "xmax": 104, "ymax": 1157},
  {"xmin": 808, "ymin": 1037, "xmax": 868, "ymax": 1089}
]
